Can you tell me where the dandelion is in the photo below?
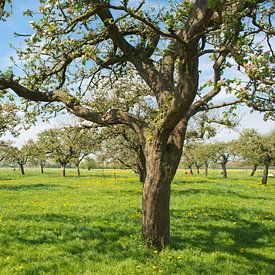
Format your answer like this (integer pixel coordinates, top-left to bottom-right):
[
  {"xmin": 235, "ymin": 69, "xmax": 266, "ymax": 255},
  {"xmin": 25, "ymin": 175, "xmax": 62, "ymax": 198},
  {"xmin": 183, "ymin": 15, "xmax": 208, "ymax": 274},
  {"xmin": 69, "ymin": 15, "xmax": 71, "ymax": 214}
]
[{"xmin": 239, "ymin": 248, "xmax": 246, "ymax": 253}]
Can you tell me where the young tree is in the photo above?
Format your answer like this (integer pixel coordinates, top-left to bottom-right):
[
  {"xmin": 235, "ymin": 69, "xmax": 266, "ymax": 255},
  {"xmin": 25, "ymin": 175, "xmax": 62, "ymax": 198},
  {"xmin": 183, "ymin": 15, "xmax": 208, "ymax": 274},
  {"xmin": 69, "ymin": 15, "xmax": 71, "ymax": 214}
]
[{"xmin": 0, "ymin": 0, "xmax": 274, "ymax": 249}]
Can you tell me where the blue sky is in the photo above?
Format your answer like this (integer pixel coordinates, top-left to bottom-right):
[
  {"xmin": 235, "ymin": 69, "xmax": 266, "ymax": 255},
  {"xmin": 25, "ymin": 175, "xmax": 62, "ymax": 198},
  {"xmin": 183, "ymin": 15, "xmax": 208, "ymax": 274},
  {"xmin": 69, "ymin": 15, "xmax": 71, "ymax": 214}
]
[{"xmin": 0, "ymin": 0, "xmax": 274, "ymax": 147}]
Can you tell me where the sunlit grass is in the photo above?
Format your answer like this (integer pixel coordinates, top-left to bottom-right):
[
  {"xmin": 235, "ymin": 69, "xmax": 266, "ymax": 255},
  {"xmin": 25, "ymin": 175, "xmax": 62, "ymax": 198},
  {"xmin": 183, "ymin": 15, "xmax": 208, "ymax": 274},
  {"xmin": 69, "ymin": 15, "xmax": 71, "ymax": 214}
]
[{"xmin": 0, "ymin": 168, "xmax": 274, "ymax": 274}]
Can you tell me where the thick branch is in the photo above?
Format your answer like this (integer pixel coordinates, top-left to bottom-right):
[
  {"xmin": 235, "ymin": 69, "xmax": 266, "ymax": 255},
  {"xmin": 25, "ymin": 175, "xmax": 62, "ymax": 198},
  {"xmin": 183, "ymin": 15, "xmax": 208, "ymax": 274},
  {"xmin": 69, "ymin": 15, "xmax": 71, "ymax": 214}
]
[{"xmin": 0, "ymin": 77, "xmax": 146, "ymax": 132}]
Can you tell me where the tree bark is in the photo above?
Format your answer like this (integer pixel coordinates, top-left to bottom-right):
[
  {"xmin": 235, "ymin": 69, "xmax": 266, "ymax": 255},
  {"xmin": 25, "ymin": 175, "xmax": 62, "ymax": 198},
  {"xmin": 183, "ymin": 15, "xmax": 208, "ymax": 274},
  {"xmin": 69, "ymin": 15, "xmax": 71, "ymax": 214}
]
[
  {"xmin": 77, "ymin": 163, "xmax": 80, "ymax": 176},
  {"xmin": 137, "ymin": 149, "xmax": 147, "ymax": 183},
  {"xmin": 60, "ymin": 164, "xmax": 66, "ymax": 177},
  {"xmin": 138, "ymin": 167, "xmax": 146, "ymax": 183},
  {"xmin": 221, "ymin": 163, "xmax": 227, "ymax": 179},
  {"xmin": 250, "ymin": 164, "xmax": 257, "ymax": 176},
  {"xmin": 262, "ymin": 162, "xmax": 269, "ymax": 185},
  {"xmin": 142, "ymin": 139, "xmax": 182, "ymax": 250},
  {"xmin": 19, "ymin": 164, "xmax": 25, "ymax": 175},
  {"xmin": 40, "ymin": 164, "xmax": 44, "ymax": 174}
]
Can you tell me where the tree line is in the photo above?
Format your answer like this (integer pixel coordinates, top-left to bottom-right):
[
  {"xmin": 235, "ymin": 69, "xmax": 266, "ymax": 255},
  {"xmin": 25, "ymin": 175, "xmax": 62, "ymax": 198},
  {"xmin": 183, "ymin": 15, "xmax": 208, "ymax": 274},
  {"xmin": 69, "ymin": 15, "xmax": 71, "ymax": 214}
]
[
  {"xmin": 182, "ymin": 129, "xmax": 275, "ymax": 185},
  {"xmin": 1, "ymin": 125, "xmax": 274, "ymax": 185}
]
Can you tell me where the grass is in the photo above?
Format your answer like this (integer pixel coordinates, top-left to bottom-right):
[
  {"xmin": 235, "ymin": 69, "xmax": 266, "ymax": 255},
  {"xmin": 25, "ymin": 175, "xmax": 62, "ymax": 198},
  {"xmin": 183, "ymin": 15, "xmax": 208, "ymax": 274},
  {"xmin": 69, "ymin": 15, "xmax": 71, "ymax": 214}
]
[{"xmin": 0, "ymin": 168, "xmax": 274, "ymax": 274}]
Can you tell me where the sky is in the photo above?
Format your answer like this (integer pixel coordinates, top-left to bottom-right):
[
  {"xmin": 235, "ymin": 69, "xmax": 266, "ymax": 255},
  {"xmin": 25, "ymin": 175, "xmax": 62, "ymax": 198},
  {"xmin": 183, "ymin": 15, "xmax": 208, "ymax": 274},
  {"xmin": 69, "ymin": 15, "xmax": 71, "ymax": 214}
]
[{"xmin": 0, "ymin": 0, "xmax": 274, "ymax": 147}]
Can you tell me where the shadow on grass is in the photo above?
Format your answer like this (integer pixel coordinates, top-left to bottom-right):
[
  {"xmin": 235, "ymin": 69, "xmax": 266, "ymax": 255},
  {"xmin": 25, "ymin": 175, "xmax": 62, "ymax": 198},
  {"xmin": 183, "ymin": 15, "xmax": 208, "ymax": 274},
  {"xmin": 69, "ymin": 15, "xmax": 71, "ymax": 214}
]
[
  {"xmin": 3, "ymin": 212, "xmax": 140, "ymax": 261},
  {"xmin": 0, "ymin": 183, "xmax": 71, "ymax": 191},
  {"xmin": 170, "ymin": 207, "xmax": 275, "ymax": 271}
]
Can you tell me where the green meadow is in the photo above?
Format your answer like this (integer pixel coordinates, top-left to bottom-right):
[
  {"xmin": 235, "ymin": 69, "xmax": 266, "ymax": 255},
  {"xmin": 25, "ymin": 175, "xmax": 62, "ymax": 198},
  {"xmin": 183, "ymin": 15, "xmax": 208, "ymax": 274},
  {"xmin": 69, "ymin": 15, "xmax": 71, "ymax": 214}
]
[{"xmin": 0, "ymin": 168, "xmax": 274, "ymax": 274}]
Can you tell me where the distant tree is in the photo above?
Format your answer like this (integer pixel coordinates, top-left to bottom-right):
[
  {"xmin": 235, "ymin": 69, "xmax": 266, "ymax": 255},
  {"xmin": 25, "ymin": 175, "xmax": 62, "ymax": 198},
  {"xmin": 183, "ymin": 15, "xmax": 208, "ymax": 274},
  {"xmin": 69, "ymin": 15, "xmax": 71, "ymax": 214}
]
[
  {"xmin": 5, "ymin": 145, "xmax": 29, "ymax": 175},
  {"xmin": 38, "ymin": 126, "xmax": 96, "ymax": 176},
  {"xmin": 210, "ymin": 142, "xmax": 236, "ymax": 179},
  {"xmin": 182, "ymin": 144, "xmax": 196, "ymax": 175},
  {"xmin": 238, "ymin": 129, "xmax": 275, "ymax": 184},
  {"xmin": 98, "ymin": 126, "xmax": 146, "ymax": 183},
  {"xmin": 67, "ymin": 126, "xmax": 97, "ymax": 176},
  {"xmin": 24, "ymin": 139, "xmax": 47, "ymax": 174},
  {"xmin": 38, "ymin": 128, "xmax": 76, "ymax": 177},
  {"xmin": 81, "ymin": 157, "xmax": 97, "ymax": 170},
  {"xmin": 192, "ymin": 143, "xmax": 213, "ymax": 176}
]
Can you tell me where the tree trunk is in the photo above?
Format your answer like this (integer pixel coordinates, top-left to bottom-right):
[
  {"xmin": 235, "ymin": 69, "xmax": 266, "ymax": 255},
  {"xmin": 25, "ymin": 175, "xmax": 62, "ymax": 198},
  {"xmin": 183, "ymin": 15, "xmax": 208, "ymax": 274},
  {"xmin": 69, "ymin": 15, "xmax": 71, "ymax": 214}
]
[
  {"xmin": 221, "ymin": 163, "xmax": 227, "ymax": 179},
  {"xmin": 250, "ymin": 164, "xmax": 257, "ymax": 176},
  {"xmin": 19, "ymin": 164, "xmax": 25, "ymax": 175},
  {"xmin": 142, "ymin": 142, "xmax": 181, "ymax": 250},
  {"xmin": 60, "ymin": 164, "xmax": 66, "ymax": 177},
  {"xmin": 139, "ymin": 170, "xmax": 146, "ymax": 183},
  {"xmin": 137, "ymin": 149, "xmax": 147, "ymax": 183},
  {"xmin": 137, "ymin": 165, "xmax": 146, "ymax": 183},
  {"xmin": 262, "ymin": 162, "xmax": 269, "ymax": 185},
  {"xmin": 77, "ymin": 164, "xmax": 80, "ymax": 176},
  {"xmin": 40, "ymin": 164, "xmax": 44, "ymax": 174},
  {"xmin": 205, "ymin": 163, "xmax": 209, "ymax": 177},
  {"xmin": 196, "ymin": 165, "xmax": 200, "ymax": 174}
]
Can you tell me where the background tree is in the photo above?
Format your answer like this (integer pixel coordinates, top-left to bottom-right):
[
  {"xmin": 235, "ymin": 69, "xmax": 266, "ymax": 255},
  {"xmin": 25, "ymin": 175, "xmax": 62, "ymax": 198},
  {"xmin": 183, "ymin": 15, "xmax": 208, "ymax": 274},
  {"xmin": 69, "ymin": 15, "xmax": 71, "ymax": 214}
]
[
  {"xmin": 238, "ymin": 129, "xmax": 275, "ymax": 184},
  {"xmin": 81, "ymin": 157, "xmax": 98, "ymax": 170},
  {"xmin": 38, "ymin": 128, "xmax": 76, "ymax": 177},
  {"xmin": 210, "ymin": 141, "xmax": 236, "ymax": 179},
  {"xmin": 67, "ymin": 126, "xmax": 97, "ymax": 176},
  {"xmin": 0, "ymin": 0, "xmax": 274, "ymax": 249},
  {"xmin": 182, "ymin": 144, "xmax": 196, "ymax": 175},
  {"xmin": 4, "ymin": 144, "xmax": 29, "ymax": 175},
  {"xmin": 97, "ymin": 125, "xmax": 147, "ymax": 183},
  {"xmin": 24, "ymin": 139, "xmax": 47, "ymax": 174},
  {"xmin": 193, "ymin": 143, "xmax": 213, "ymax": 176}
]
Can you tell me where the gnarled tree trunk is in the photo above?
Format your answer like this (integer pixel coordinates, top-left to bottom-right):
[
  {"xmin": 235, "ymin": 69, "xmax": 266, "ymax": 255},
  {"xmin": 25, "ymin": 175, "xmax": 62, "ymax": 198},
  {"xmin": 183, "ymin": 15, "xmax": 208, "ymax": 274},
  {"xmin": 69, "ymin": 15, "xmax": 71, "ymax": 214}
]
[{"xmin": 142, "ymin": 126, "xmax": 184, "ymax": 250}]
